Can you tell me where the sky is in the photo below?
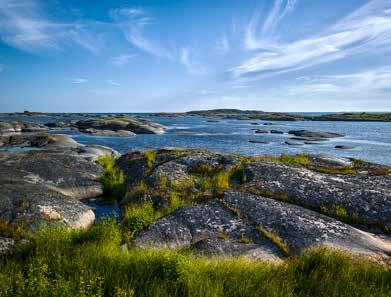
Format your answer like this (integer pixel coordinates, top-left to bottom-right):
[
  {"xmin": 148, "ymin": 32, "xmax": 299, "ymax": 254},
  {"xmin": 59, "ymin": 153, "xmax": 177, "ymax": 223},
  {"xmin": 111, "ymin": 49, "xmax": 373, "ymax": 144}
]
[{"xmin": 0, "ymin": 0, "xmax": 391, "ymax": 112}]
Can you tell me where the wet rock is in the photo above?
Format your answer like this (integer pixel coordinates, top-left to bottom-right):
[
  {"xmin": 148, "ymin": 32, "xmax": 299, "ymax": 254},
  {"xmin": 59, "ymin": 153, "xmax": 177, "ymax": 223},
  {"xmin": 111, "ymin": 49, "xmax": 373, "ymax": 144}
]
[
  {"xmin": 249, "ymin": 140, "xmax": 269, "ymax": 144},
  {"xmin": 254, "ymin": 129, "xmax": 269, "ymax": 134},
  {"xmin": 290, "ymin": 137, "xmax": 328, "ymax": 142},
  {"xmin": 335, "ymin": 145, "xmax": 355, "ymax": 150},
  {"xmin": 0, "ymin": 121, "xmax": 46, "ymax": 137},
  {"xmin": 80, "ymin": 128, "xmax": 136, "ymax": 137},
  {"xmin": 222, "ymin": 191, "xmax": 391, "ymax": 258},
  {"xmin": 288, "ymin": 130, "xmax": 344, "ymax": 138},
  {"xmin": 304, "ymin": 141, "xmax": 322, "ymax": 145},
  {"xmin": 285, "ymin": 140, "xmax": 303, "ymax": 146},
  {"xmin": 45, "ymin": 121, "xmax": 69, "ymax": 129},
  {"xmin": 270, "ymin": 130, "xmax": 284, "ymax": 134},
  {"xmin": 75, "ymin": 116, "xmax": 166, "ymax": 135}
]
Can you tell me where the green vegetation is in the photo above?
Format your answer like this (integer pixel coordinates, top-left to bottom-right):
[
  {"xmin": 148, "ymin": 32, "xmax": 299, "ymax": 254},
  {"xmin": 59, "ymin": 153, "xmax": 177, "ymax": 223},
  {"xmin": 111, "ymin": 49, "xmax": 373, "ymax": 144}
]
[
  {"xmin": 0, "ymin": 222, "xmax": 390, "ymax": 297},
  {"xmin": 256, "ymin": 226, "xmax": 290, "ymax": 256},
  {"xmin": 121, "ymin": 160, "xmax": 241, "ymax": 237},
  {"xmin": 96, "ymin": 156, "xmax": 126, "ymax": 202},
  {"xmin": 318, "ymin": 112, "xmax": 391, "ymax": 121},
  {"xmin": 143, "ymin": 150, "xmax": 156, "ymax": 171},
  {"xmin": 0, "ymin": 219, "xmax": 29, "ymax": 240}
]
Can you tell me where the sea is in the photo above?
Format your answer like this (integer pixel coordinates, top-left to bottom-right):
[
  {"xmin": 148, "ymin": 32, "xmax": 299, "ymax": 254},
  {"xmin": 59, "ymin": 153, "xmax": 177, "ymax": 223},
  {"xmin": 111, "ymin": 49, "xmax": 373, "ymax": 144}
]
[{"xmin": 1, "ymin": 113, "xmax": 391, "ymax": 165}]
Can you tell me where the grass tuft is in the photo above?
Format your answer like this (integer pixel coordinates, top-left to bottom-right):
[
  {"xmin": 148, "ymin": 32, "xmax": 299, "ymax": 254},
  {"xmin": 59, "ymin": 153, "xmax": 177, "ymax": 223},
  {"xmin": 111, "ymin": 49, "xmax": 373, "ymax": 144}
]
[{"xmin": 96, "ymin": 156, "xmax": 126, "ymax": 202}]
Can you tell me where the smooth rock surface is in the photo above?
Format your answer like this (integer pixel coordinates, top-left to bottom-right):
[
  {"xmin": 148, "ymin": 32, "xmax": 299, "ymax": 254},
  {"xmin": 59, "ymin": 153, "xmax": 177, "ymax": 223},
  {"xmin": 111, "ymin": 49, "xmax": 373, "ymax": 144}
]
[
  {"xmin": 0, "ymin": 151, "xmax": 102, "ymax": 231},
  {"xmin": 242, "ymin": 160, "xmax": 391, "ymax": 231}
]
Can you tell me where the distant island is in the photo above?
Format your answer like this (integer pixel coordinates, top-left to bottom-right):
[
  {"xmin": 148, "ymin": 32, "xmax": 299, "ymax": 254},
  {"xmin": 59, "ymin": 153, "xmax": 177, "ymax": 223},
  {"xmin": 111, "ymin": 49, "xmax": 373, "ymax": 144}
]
[{"xmin": 3, "ymin": 109, "xmax": 391, "ymax": 122}]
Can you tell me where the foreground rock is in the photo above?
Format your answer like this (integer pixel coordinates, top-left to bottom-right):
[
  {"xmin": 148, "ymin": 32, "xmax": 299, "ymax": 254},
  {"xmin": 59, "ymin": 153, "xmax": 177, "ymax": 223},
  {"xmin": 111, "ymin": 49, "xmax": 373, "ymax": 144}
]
[
  {"xmin": 0, "ymin": 151, "xmax": 103, "ymax": 231},
  {"xmin": 118, "ymin": 149, "xmax": 391, "ymax": 260},
  {"xmin": 242, "ymin": 160, "xmax": 391, "ymax": 232},
  {"xmin": 135, "ymin": 201, "xmax": 283, "ymax": 261},
  {"xmin": 223, "ymin": 191, "xmax": 390, "ymax": 258}
]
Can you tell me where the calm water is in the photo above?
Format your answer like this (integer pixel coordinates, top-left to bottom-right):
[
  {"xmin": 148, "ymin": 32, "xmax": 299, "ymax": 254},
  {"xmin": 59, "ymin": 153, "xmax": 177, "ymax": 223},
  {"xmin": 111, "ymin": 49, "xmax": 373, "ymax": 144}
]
[{"xmin": 1, "ymin": 114, "xmax": 391, "ymax": 165}]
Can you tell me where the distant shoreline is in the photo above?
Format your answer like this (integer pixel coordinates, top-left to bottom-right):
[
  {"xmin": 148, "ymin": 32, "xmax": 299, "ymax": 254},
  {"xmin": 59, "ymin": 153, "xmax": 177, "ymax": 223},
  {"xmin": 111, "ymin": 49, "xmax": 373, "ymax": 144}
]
[{"xmin": 1, "ymin": 109, "xmax": 391, "ymax": 122}]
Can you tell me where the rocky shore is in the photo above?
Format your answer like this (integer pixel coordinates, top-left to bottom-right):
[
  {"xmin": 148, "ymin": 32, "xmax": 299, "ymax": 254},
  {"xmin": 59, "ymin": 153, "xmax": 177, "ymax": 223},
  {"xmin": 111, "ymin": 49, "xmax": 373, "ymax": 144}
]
[
  {"xmin": 184, "ymin": 109, "xmax": 391, "ymax": 122},
  {"xmin": 0, "ymin": 120, "xmax": 390, "ymax": 263}
]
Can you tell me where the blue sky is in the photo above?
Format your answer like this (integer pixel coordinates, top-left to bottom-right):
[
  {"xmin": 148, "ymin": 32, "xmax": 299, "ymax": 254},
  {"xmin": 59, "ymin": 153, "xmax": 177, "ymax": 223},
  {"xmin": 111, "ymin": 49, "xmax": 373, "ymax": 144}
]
[{"xmin": 0, "ymin": 0, "xmax": 391, "ymax": 112}]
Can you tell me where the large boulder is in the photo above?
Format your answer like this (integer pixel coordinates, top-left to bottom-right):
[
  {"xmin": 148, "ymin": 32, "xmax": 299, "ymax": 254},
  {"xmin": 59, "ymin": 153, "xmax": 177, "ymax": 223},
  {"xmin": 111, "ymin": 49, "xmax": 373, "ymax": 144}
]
[
  {"xmin": 288, "ymin": 130, "xmax": 344, "ymax": 138},
  {"xmin": 241, "ymin": 160, "xmax": 391, "ymax": 232},
  {"xmin": 222, "ymin": 191, "xmax": 391, "ymax": 258},
  {"xmin": 75, "ymin": 116, "xmax": 166, "ymax": 135},
  {"xmin": 0, "ymin": 151, "xmax": 103, "ymax": 231},
  {"xmin": 134, "ymin": 201, "xmax": 283, "ymax": 261},
  {"xmin": 120, "ymin": 149, "xmax": 391, "ymax": 260},
  {"xmin": 0, "ymin": 121, "xmax": 46, "ymax": 137}
]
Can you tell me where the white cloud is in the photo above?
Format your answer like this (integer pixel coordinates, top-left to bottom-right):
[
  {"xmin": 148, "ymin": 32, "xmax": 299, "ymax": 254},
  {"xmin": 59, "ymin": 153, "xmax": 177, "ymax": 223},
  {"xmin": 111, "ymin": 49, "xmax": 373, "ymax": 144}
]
[
  {"xmin": 110, "ymin": 54, "xmax": 137, "ymax": 66},
  {"xmin": 71, "ymin": 78, "xmax": 88, "ymax": 84},
  {"xmin": 234, "ymin": 0, "xmax": 391, "ymax": 79},
  {"xmin": 106, "ymin": 79, "xmax": 120, "ymax": 86},
  {"xmin": 110, "ymin": 7, "xmax": 173, "ymax": 59},
  {"xmin": 245, "ymin": 0, "xmax": 298, "ymax": 50},
  {"xmin": 180, "ymin": 47, "xmax": 208, "ymax": 75},
  {"xmin": 288, "ymin": 67, "xmax": 391, "ymax": 96},
  {"xmin": 0, "ymin": 0, "xmax": 103, "ymax": 53}
]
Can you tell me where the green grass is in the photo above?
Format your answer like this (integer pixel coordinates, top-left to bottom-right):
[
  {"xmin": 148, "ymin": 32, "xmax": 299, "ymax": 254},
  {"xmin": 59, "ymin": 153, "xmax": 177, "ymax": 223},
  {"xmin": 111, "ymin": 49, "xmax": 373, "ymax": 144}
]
[
  {"xmin": 96, "ymin": 156, "xmax": 126, "ymax": 202},
  {"xmin": 0, "ymin": 221, "xmax": 389, "ymax": 297}
]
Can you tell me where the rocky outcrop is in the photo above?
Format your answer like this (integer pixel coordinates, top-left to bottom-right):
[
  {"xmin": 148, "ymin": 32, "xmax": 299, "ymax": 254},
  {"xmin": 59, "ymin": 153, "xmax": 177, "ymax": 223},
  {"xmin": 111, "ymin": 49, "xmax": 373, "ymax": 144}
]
[
  {"xmin": 119, "ymin": 149, "xmax": 391, "ymax": 261},
  {"xmin": 75, "ymin": 116, "xmax": 165, "ymax": 135},
  {"xmin": 79, "ymin": 128, "xmax": 136, "ymax": 137},
  {"xmin": 222, "ymin": 191, "xmax": 390, "ymax": 258},
  {"xmin": 0, "ymin": 121, "xmax": 47, "ymax": 136},
  {"xmin": 134, "ymin": 201, "xmax": 283, "ymax": 261},
  {"xmin": 288, "ymin": 130, "xmax": 344, "ymax": 138},
  {"xmin": 242, "ymin": 160, "xmax": 391, "ymax": 231},
  {"xmin": 0, "ymin": 151, "xmax": 103, "ymax": 231}
]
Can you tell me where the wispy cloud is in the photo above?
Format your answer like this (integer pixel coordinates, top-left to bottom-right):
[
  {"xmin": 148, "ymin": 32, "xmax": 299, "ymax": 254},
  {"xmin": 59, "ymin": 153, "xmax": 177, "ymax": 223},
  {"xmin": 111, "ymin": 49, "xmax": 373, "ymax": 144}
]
[
  {"xmin": 71, "ymin": 78, "xmax": 88, "ymax": 84},
  {"xmin": 289, "ymin": 67, "xmax": 391, "ymax": 95},
  {"xmin": 0, "ymin": 0, "xmax": 103, "ymax": 53},
  {"xmin": 180, "ymin": 47, "xmax": 208, "ymax": 75},
  {"xmin": 216, "ymin": 34, "xmax": 230, "ymax": 54},
  {"xmin": 110, "ymin": 7, "xmax": 173, "ymax": 59},
  {"xmin": 106, "ymin": 79, "xmax": 120, "ymax": 86},
  {"xmin": 245, "ymin": 0, "xmax": 298, "ymax": 50},
  {"xmin": 234, "ymin": 0, "xmax": 391, "ymax": 79},
  {"xmin": 110, "ymin": 53, "xmax": 137, "ymax": 66}
]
